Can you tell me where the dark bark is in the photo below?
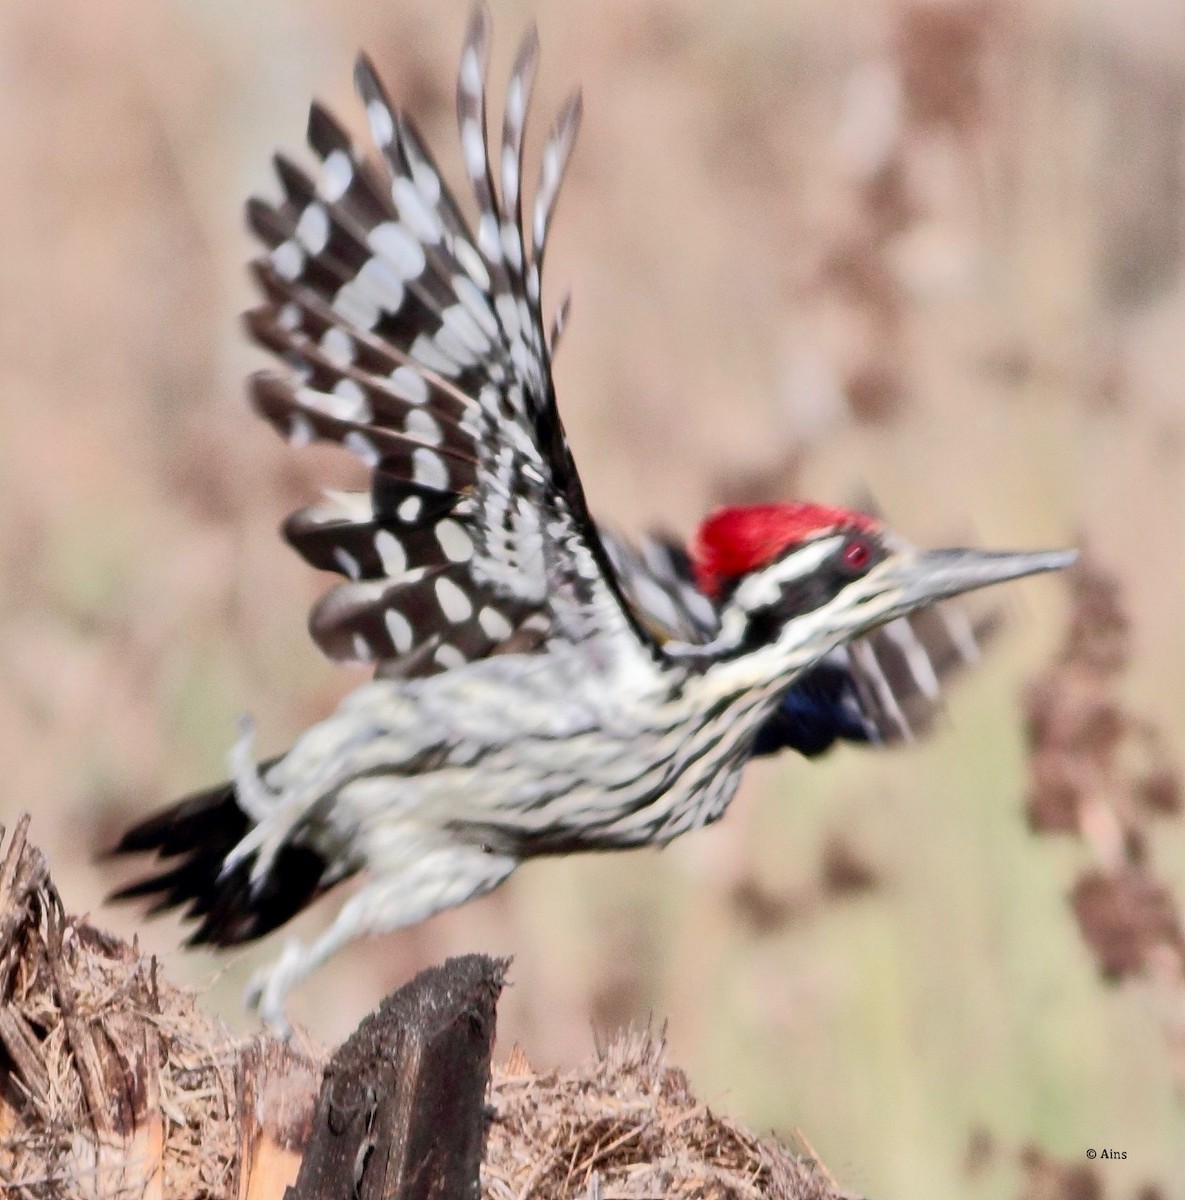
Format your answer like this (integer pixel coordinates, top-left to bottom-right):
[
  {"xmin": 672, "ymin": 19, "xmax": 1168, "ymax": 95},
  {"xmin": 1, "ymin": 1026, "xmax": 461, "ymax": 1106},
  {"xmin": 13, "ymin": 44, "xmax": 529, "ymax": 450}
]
[{"xmin": 287, "ymin": 954, "xmax": 509, "ymax": 1200}]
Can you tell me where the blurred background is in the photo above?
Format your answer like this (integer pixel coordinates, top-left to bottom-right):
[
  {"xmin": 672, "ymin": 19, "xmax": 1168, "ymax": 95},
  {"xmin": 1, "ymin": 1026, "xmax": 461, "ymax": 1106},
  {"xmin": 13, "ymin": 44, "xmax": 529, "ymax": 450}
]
[{"xmin": 2, "ymin": 0, "xmax": 1184, "ymax": 1196}]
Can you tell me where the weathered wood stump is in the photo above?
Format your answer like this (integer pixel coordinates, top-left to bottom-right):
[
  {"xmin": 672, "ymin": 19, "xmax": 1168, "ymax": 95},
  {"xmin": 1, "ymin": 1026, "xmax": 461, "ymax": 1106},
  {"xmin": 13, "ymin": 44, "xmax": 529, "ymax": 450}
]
[{"xmin": 286, "ymin": 955, "xmax": 506, "ymax": 1200}]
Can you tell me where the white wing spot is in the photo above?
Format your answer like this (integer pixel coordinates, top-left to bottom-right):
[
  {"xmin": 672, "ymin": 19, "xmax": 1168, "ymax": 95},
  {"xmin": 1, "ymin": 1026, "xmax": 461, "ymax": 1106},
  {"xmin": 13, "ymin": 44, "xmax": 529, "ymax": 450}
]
[
  {"xmin": 461, "ymin": 119, "xmax": 486, "ymax": 180},
  {"xmin": 354, "ymin": 256, "xmax": 406, "ymax": 313},
  {"xmin": 351, "ymin": 633, "xmax": 372, "ymax": 661},
  {"xmin": 434, "ymin": 642, "xmax": 466, "ymax": 671},
  {"xmin": 441, "ymin": 304, "xmax": 491, "ymax": 356},
  {"xmin": 478, "ymin": 605, "xmax": 513, "ymax": 641},
  {"xmin": 321, "ymin": 149, "xmax": 354, "ymax": 202},
  {"xmin": 383, "ymin": 607, "xmax": 414, "ymax": 655},
  {"xmin": 454, "ymin": 239, "xmax": 491, "ymax": 289},
  {"xmin": 321, "ymin": 326, "xmax": 356, "ymax": 367},
  {"xmin": 687, "ymin": 591, "xmax": 716, "ymax": 626},
  {"xmin": 344, "ymin": 431, "xmax": 381, "ymax": 467},
  {"xmin": 412, "ymin": 447, "xmax": 449, "ymax": 490},
  {"xmin": 435, "ymin": 576, "xmax": 473, "ymax": 623},
  {"xmin": 366, "ymin": 99, "xmax": 395, "ymax": 147},
  {"xmin": 510, "ymin": 338, "xmax": 532, "ymax": 378},
  {"xmin": 296, "ymin": 203, "xmax": 330, "ymax": 255},
  {"xmin": 332, "ymin": 547, "xmax": 361, "ymax": 580},
  {"xmin": 333, "ymin": 384, "xmax": 369, "ymax": 422},
  {"xmin": 404, "ymin": 408, "xmax": 442, "ymax": 446},
  {"xmin": 501, "ymin": 145, "xmax": 519, "ymax": 204},
  {"xmin": 633, "ymin": 576, "xmax": 681, "ymax": 629},
  {"xmin": 507, "ymin": 74, "xmax": 526, "ymax": 126},
  {"xmin": 433, "ymin": 322, "xmax": 478, "ymax": 368},
  {"xmin": 369, "ymin": 222, "xmax": 427, "ymax": 280},
  {"xmin": 478, "ymin": 213, "xmax": 502, "ymax": 261},
  {"xmin": 501, "ymin": 221, "xmax": 523, "ymax": 271},
  {"xmin": 436, "ymin": 519, "xmax": 473, "ymax": 563},
  {"xmin": 542, "ymin": 141, "xmax": 561, "ymax": 192},
  {"xmin": 397, "ymin": 495, "xmax": 424, "ymax": 524},
  {"xmin": 288, "ymin": 414, "xmax": 315, "ymax": 447},
  {"xmin": 452, "ymin": 275, "xmax": 499, "ymax": 337},
  {"xmin": 389, "ymin": 365, "xmax": 429, "ymax": 405},
  {"xmin": 272, "ymin": 240, "xmax": 305, "ymax": 281},
  {"xmin": 410, "ymin": 333, "xmax": 458, "ymax": 377},
  {"xmin": 392, "ymin": 178, "xmax": 443, "ymax": 244},
  {"xmin": 374, "ymin": 529, "xmax": 407, "ymax": 576},
  {"xmin": 332, "ymin": 282, "xmax": 381, "ymax": 331},
  {"xmin": 322, "ymin": 380, "xmax": 371, "ymax": 421},
  {"xmin": 495, "ymin": 293, "xmax": 521, "ymax": 341},
  {"xmin": 321, "ymin": 488, "xmax": 373, "ymax": 521},
  {"xmin": 277, "ymin": 302, "xmax": 302, "ymax": 330},
  {"xmin": 410, "ymin": 159, "xmax": 441, "ymax": 205},
  {"xmin": 460, "ymin": 46, "xmax": 483, "ymax": 97}
]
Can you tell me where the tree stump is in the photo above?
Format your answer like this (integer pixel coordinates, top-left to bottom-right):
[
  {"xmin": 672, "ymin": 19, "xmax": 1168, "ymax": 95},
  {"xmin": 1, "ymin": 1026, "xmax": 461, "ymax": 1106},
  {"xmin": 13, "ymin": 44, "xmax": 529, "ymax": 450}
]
[
  {"xmin": 0, "ymin": 815, "xmax": 854, "ymax": 1199},
  {"xmin": 286, "ymin": 955, "xmax": 507, "ymax": 1200}
]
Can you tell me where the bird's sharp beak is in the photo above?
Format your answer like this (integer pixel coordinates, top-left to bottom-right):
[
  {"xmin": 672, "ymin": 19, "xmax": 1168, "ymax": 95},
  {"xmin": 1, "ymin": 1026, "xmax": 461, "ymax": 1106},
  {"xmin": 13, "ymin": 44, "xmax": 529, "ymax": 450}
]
[{"xmin": 882, "ymin": 545, "xmax": 1078, "ymax": 609}]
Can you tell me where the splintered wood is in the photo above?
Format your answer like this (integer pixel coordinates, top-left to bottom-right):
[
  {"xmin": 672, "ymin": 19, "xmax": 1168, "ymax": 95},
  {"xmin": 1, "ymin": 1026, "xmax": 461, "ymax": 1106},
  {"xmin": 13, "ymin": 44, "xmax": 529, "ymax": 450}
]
[{"xmin": 0, "ymin": 817, "xmax": 852, "ymax": 1199}]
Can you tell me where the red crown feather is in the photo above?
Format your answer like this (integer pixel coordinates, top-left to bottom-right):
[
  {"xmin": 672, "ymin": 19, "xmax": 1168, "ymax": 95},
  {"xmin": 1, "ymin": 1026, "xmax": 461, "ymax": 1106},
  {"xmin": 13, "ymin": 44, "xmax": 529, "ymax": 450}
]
[{"xmin": 691, "ymin": 503, "xmax": 880, "ymax": 598}]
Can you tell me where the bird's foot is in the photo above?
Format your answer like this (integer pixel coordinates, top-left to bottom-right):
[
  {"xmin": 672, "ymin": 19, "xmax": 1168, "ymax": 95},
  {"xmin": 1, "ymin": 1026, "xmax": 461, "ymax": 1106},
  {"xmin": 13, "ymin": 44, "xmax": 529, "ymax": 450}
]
[{"xmin": 243, "ymin": 938, "xmax": 307, "ymax": 1039}]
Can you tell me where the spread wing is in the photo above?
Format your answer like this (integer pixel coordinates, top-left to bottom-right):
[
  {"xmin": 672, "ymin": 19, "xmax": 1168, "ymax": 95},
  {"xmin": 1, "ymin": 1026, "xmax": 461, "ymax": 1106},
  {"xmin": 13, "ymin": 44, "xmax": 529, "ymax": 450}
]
[
  {"xmin": 600, "ymin": 527, "xmax": 997, "ymax": 756},
  {"xmin": 246, "ymin": 7, "xmax": 654, "ymax": 680}
]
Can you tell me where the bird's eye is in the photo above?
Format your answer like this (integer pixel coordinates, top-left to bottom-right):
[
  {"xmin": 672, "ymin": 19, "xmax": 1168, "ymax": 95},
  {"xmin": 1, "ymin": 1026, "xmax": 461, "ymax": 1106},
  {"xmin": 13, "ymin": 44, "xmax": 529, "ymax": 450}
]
[{"xmin": 840, "ymin": 537, "xmax": 874, "ymax": 573}]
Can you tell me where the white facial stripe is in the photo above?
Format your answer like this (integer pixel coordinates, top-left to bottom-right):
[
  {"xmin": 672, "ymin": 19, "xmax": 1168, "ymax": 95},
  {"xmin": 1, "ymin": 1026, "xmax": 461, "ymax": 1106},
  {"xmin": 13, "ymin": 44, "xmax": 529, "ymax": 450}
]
[{"xmin": 731, "ymin": 535, "xmax": 844, "ymax": 611}]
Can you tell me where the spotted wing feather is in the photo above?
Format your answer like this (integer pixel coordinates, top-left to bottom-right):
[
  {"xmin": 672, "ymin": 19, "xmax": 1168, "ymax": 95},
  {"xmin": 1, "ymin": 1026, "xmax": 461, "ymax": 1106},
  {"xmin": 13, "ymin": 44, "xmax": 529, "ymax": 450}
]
[
  {"xmin": 601, "ymin": 531, "xmax": 718, "ymax": 643},
  {"xmin": 246, "ymin": 8, "xmax": 651, "ymax": 678}
]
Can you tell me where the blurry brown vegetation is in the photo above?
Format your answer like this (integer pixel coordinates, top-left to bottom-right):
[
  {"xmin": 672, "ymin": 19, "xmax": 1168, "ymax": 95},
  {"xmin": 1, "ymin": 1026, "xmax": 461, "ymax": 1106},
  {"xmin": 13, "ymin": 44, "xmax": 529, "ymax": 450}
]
[
  {"xmin": 1024, "ymin": 558, "xmax": 1185, "ymax": 1084},
  {"xmin": 730, "ymin": 834, "xmax": 882, "ymax": 936},
  {"xmin": 3, "ymin": 0, "xmax": 1185, "ymax": 1197}
]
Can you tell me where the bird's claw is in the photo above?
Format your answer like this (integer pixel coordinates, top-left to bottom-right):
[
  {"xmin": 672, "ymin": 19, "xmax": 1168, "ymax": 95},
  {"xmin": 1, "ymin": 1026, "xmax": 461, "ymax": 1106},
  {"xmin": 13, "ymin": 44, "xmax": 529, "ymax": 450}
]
[{"xmin": 243, "ymin": 938, "xmax": 307, "ymax": 1039}]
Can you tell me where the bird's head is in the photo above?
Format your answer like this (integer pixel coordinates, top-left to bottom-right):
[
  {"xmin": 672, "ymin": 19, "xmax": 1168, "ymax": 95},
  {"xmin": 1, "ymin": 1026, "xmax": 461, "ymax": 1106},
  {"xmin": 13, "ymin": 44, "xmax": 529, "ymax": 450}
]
[{"xmin": 690, "ymin": 503, "xmax": 1075, "ymax": 665}]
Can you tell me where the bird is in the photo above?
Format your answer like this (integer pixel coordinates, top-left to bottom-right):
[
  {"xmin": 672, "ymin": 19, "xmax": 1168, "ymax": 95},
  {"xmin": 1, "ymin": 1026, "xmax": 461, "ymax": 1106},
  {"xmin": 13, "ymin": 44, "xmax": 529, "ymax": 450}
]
[{"xmin": 110, "ymin": 7, "xmax": 1075, "ymax": 1029}]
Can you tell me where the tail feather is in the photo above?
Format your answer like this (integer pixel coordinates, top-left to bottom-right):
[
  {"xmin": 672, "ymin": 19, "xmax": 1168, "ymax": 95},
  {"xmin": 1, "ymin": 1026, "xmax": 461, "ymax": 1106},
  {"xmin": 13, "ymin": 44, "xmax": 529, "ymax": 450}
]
[
  {"xmin": 108, "ymin": 761, "xmax": 341, "ymax": 947},
  {"xmin": 111, "ymin": 781, "xmax": 248, "ymax": 859},
  {"xmin": 186, "ymin": 843, "xmax": 330, "ymax": 946}
]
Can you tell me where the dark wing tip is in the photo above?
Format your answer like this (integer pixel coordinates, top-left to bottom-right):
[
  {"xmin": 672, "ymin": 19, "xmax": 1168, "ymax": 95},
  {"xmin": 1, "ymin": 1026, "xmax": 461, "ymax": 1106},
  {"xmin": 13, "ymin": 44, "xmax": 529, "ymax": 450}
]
[{"xmin": 353, "ymin": 53, "xmax": 388, "ymax": 108}]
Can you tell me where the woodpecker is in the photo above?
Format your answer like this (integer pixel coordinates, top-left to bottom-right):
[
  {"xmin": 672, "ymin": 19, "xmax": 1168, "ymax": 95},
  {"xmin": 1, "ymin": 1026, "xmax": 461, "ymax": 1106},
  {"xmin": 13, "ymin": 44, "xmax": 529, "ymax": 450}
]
[{"xmin": 111, "ymin": 8, "xmax": 1074, "ymax": 1028}]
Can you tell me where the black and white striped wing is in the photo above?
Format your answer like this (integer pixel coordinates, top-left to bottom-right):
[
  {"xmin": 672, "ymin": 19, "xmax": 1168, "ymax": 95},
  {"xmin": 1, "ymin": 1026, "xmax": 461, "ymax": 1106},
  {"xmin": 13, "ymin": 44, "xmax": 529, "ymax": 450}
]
[
  {"xmin": 842, "ymin": 603, "xmax": 998, "ymax": 744},
  {"xmin": 246, "ymin": 8, "xmax": 648, "ymax": 678},
  {"xmin": 600, "ymin": 531, "xmax": 719, "ymax": 644}
]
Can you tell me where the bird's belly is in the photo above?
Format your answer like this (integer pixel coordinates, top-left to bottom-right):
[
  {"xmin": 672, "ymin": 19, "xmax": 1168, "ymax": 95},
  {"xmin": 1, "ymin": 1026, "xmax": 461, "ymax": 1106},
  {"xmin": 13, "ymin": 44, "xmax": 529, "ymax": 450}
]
[
  {"xmin": 439, "ymin": 720, "xmax": 751, "ymax": 856},
  {"xmin": 285, "ymin": 665, "xmax": 759, "ymax": 861}
]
